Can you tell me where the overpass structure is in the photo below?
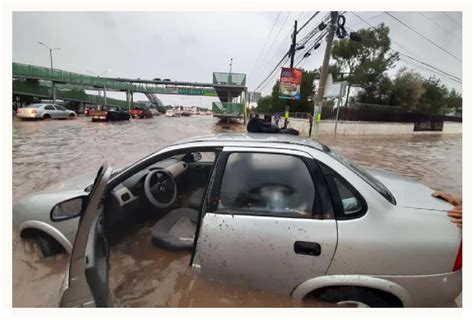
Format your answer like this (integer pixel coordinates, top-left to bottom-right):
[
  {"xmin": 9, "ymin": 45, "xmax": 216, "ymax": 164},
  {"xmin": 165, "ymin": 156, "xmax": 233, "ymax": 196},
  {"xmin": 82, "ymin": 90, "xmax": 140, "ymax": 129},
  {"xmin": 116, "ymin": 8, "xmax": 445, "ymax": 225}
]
[{"xmin": 12, "ymin": 63, "xmax": 247, "ymax": 120}]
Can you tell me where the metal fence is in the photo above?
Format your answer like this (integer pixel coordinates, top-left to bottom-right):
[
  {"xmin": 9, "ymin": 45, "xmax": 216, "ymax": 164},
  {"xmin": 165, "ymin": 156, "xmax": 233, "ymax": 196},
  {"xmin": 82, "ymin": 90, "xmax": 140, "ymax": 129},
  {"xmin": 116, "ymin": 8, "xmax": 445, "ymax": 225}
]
[{"xmin": 212, "ymin": 72, "xmax": 246, "ymax": 86}]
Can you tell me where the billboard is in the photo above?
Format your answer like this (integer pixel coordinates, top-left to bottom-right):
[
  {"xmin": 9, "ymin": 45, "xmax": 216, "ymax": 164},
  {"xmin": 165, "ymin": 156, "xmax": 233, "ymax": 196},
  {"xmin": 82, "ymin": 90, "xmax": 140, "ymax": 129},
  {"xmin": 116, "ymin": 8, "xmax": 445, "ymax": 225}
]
[
  {"xmin": 279, "ymin": 67, "xmax": 303, "ymax": 100},
  {"xmin": 248, "ymin": 91, "xmax": 262, "ymax": 103}
]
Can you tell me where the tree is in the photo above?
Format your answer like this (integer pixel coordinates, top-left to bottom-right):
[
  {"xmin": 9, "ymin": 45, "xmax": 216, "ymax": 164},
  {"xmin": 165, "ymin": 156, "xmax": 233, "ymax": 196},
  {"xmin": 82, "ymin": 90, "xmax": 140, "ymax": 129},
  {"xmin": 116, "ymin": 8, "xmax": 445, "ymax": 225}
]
[
  {"xmin": 445, "ymin": 89, "xmax": 462, "ymax": 115},
  {"xmin": 270, "ymin": 80, "xmax": 286, "ymax": 112},
  {"xmin": 256, "ymin": 95, "xmax": 272, "ymax": 113},
  {"xmin": 331, "ymin": 24, "xmax": 399, "ymax": 104},
  {"xmin": 418, "ymin": 77, "xmax": 449, "ymax": 115},
  {"xmin": 390, "ymin": 69, "xmax": 425, "ymax": 111}
]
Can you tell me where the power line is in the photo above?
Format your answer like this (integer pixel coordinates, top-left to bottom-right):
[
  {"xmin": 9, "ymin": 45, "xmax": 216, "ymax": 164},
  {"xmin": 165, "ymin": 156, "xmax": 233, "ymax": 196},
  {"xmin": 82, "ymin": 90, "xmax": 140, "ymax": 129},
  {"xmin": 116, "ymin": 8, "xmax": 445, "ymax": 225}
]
[
  {"xmin": 295, "ymin": 31, "xmax": 328, "ymax": 67},
  {"xmin": 297, "ymin": 11, "xmax": 320, "ymax": 34},
  {"xmin": 443, "ymin": 12, "xmax": 461, "ymax": 29},
  {"xmin": 349, "ymin": 11, "xmax": 422, "ymax": 60},
  {"xmin": 417, "ymin": 12, "xmax": 460, "ymax": 38},
  {"xmin": 249, "ymin": 12, "xmax": 282, "ymax": 79},
  {"xmin": 399, "ymin": 57, "xmax": 461, "ymax": 84},
  {"xmin": 398, "ymin": 52, "xmax": 461, "ymax": 82},
  {"xmin": 348, "ymin": 12, "xmax": 461, "ymax": 84},
  {"xmin": 258, "ymin": 29, "xmax": 328, "ymax": 93},
  {"xmin": 384, "ymin": 11, "xmax": 462, "ymax": 62},
  {"xmin": 252, "ymin": 12, "xmax": 292, "ymax": 84},
  {"xmin": 346, "ymin": 12, "xmax": 385, "ymax": 29},
  {"xmin": 265, "ymin": 12, "xmax": 324, "ymax": 75},
  {"xmin": 253, "ymin": 13, "xmax": 329, "ymax": 92},
  {"xmin": 254, "ymin": 53, "xmax": 289, "ymax": 92}
]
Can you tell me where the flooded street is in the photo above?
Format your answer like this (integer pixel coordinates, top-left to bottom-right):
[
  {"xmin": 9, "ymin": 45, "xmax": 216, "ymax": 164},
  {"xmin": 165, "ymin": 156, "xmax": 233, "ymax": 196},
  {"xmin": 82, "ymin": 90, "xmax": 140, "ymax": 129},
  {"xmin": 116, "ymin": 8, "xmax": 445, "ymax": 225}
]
[{"xmin": 12, "ymin": 116, "xmax": 462, "ymax": 307}]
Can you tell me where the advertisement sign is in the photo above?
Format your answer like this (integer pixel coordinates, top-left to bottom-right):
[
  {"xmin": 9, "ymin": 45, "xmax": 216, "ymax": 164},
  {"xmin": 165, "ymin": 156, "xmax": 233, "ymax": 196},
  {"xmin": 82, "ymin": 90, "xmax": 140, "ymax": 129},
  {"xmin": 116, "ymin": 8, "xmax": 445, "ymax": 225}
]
[
  {"xmin": 279, "ymin": 67, "xmax": 303, "ymax": 101},
  {"xmin": 248, "ymin": 91, "xmax": 262, "ymax": 103}
]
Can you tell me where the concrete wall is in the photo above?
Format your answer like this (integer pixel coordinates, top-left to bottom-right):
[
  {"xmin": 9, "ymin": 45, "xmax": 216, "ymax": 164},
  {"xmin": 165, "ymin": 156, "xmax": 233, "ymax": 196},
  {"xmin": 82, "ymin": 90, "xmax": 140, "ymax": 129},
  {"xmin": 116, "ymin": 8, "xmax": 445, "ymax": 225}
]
[
  {"xmin": 443, "ymin": 121, "xmax": 463, "ymax": 134},
  {"xmin": 287, "ymin": 118, "xmax": 462, "ymax": 136}
]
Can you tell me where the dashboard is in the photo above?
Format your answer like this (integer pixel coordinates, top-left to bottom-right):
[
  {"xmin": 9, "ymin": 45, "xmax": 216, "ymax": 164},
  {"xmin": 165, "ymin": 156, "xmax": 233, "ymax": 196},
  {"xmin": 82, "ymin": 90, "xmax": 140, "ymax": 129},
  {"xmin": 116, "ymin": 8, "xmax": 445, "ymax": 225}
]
[{"xmin": 111, "ymin": 157, "xmax": 188, "ymax": 208}]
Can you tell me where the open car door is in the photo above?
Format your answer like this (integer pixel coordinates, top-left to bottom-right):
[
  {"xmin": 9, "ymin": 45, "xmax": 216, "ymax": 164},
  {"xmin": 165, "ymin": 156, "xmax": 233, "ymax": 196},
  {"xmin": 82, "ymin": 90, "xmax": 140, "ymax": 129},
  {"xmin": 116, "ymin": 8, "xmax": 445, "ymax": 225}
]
[{"xmin": 60, "ymin": 165, "xmax": 112, "ymax": 307}]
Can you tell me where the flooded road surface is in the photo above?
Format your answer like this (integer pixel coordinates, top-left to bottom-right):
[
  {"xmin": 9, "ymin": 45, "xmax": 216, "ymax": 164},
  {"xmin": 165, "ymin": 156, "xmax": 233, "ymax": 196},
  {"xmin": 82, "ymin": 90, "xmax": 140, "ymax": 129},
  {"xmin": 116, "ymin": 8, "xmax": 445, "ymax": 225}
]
[{"xmin": 12, "ymin": 116, "xmax": 461, "ymax": 307}]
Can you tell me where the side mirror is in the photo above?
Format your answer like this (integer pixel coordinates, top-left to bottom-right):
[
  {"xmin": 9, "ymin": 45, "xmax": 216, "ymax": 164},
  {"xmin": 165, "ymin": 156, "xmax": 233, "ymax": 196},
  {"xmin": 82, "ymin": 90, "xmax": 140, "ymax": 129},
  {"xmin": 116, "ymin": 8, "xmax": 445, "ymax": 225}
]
[
  {"xmin": 191, "ymin": 152, "xmax": 202, "ymax": 162},
  {"xmin": 50, "ymin": 196, "xmax": 87, "ymax": 222}
]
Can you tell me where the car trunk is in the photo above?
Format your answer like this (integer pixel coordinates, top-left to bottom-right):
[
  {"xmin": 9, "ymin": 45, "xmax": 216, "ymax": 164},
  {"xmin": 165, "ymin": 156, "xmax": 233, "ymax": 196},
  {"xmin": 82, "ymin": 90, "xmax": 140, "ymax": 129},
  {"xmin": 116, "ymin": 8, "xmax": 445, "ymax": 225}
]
[
  {"xmin": 130, "ymin": 109, "xmax": 143, "ymax": 117},
  {"xmin": 365, "ymin": 168, "xmax": 454, "ymax": 211},
  {"xmin": 17, "ymin": 108, "xmax": 37, "ymax": 115}
]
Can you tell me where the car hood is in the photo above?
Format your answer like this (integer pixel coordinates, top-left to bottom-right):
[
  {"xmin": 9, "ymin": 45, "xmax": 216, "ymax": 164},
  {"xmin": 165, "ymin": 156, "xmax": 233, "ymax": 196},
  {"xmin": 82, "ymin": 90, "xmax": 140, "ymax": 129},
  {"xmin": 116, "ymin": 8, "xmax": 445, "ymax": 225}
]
[
  {"xmin": 365, "ymin": 168, "xmax": 453, "ymax": 211},
  {"xmin": 40, "ymin": 171, "xmax": 98, "ymax": 193}
]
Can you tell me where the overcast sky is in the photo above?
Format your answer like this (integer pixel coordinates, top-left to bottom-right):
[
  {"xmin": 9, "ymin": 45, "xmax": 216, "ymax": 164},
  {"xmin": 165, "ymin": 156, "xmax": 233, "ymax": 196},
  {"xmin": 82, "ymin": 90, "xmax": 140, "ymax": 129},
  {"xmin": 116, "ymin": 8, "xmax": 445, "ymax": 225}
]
[{"xmin": 13, "ymin": 11, "xmax": 462, "ymax": 107}]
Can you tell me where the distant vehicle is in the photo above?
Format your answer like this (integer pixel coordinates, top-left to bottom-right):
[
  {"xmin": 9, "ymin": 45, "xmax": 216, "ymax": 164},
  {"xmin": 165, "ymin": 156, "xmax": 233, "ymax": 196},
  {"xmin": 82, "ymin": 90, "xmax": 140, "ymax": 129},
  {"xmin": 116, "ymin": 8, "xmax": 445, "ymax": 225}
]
[
  {"xmin": 149, "ymin": 108, "xmax": 161, "ymax": 116},
  {"xmin": 165, "ymin": 109, "xmax": 175, "ymax": 117},
  {"xmin": 90, "ymin": 106, "xmax": 130, "ymax": 122},
  {"xmin": 129, "ymin": 106, "xmax": 153, "ymax": 119},
  {"xmin": 153, "ymin": 78, "xmax": 161, "ymax": 81},
  {"xmin": 181, "ymin": 111, "xmax": 191, "ymax": 117},
  {"xmin": 16, "ymin": 103, "xmax": 77, "ymax": 120},
  {"xmin": 163, "ymin": 78, "xmax": 171, "ymax": 82}
]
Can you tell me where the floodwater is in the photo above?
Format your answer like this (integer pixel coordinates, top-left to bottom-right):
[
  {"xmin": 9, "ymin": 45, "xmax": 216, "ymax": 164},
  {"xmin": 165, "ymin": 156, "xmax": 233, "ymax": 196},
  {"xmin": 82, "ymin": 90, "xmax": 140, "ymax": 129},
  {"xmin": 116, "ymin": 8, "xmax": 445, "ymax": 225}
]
[{"xmin": 12, "ymin": 116, "xmax": 462, "ymax": 307}]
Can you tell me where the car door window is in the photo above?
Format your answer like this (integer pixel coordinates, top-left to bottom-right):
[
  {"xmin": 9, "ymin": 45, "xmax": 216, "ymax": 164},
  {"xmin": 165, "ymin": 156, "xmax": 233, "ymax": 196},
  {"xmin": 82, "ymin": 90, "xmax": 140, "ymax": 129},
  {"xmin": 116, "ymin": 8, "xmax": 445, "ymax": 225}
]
[
  {"xmin": 44, "ymin": 105, "xmax": 55, "ymax": 110},
  {"xmin": 216, "ymin": 152, "xmax": 315, "ymax": 218},
  {"xmin": 55, "ymin": 105, "xmax": 66, "ymax": 111}
]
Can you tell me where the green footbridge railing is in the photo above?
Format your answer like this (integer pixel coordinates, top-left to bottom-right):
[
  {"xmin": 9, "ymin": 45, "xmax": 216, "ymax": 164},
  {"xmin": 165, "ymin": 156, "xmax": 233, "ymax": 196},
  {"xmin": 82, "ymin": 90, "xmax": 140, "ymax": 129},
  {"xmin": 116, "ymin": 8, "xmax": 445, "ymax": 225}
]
[
  {"xmin": 212, "ymin": 102, "xmax": 245, "ymax": 117},
  {"xmin": 13, "ymin": 80, "xmax": 145, "ymax": 109},
  {"xmin": 13, "ymin": 63, "xmax": 218, "ymax": 96}
]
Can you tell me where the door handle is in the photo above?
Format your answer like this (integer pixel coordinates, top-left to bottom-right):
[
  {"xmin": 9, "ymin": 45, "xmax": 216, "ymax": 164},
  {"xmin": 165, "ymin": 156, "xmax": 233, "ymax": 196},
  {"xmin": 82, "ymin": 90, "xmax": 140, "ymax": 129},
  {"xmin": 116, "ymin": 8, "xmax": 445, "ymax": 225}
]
[{"xmin": 294, "ymin": 241, "xmax": 321, "ymax": 256}]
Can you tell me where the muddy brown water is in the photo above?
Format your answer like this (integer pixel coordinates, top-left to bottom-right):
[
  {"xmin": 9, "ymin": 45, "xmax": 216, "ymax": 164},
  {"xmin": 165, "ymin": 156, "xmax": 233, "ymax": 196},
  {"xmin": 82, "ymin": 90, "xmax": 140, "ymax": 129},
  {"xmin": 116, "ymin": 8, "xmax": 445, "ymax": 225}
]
[{"xmin": 12, "ymin": 116, "xmax": 461, "ymax": 307}]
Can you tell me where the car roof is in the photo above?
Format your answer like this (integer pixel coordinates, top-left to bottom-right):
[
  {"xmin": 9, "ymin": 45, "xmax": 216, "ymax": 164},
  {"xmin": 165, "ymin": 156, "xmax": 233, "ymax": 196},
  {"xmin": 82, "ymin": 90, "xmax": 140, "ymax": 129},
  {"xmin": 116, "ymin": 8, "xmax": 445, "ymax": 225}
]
[{"xmin": 173, "ymin": 133, "xmax": 329, "ymax": 151}]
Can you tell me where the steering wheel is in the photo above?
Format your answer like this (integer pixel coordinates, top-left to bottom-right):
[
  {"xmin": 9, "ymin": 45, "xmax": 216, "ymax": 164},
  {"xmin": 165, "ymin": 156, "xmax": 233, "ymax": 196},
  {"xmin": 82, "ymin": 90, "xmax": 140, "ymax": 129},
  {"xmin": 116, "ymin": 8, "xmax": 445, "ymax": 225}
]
[{"xmin": 144, "ymin": 168, "xmax": 177, "ymax": 208}]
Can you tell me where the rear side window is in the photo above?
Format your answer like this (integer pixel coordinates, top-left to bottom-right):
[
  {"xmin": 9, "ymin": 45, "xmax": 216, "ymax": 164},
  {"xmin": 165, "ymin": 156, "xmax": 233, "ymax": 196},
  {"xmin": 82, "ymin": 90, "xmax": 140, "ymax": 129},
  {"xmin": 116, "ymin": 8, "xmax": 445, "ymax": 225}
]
[
  {"xmin": 320, "ymin": 163, "xmax": 367, "ymax": 219},
  {"xmin": 334, "ymin": 177, "xmax": 363, "ymax": 215},
  {"xmin": 44, "ymin": 105, "xmax": 55, "ymax": 110},
  {"xmin": 217, "ymin": 152, "xmax": 315, "ymax": 218},
  {"xmin": 55, "ymin": 105, "xmax": 66, "ymax": 111}
]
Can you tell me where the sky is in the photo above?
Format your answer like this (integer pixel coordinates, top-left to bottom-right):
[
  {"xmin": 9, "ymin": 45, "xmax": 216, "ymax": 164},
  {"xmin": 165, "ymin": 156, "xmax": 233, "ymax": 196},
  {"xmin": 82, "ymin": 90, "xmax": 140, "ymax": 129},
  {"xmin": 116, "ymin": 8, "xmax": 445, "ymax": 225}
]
[{"xmin": 12, "ymin": 11, "xmax": 462, "ymax": 107}]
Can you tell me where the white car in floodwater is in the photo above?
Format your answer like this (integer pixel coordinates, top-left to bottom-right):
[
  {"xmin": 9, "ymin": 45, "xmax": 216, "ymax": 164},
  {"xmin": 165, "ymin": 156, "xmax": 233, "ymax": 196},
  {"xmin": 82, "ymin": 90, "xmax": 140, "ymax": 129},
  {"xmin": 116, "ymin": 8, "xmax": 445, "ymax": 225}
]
[
  {"xmin": 13, "ymin": 133, "xmax": 461, "ymax": 307},
  {"xmin": 16, "ymin": 103, "xmax": 77, "ymax": 120},
  {"xmin": 165, "ymin": 109, "xmax": 175, "ymax": 117}
]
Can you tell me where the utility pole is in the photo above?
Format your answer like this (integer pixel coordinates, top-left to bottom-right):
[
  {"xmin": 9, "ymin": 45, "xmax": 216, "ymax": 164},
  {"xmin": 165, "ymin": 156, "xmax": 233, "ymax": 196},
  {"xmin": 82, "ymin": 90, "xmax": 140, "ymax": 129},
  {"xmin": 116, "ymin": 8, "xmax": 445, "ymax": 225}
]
[
  {"xmin": 310, "ymin": 11, "xmax": 339, "ymax": 139},
  {"xmin": 284, "ymin": 20, "xmax": 298, "ymax": 129},
  {"xmin": 38, "ymin": 42, "xmax": 60, "ymax": 104}
]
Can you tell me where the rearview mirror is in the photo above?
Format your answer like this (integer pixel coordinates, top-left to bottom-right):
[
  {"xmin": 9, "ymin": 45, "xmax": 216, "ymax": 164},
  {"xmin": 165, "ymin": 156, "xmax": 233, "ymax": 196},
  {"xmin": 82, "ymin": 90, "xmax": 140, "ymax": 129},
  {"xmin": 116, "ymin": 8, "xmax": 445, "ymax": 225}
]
[{"xmin": 51, "ymin": 196, "xmax": 86, "ymax": 221}]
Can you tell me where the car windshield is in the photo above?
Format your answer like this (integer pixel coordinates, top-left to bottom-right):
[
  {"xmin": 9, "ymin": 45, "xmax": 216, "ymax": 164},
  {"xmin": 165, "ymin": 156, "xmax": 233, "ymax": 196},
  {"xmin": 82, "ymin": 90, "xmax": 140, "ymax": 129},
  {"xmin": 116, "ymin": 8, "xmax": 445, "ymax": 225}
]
[{"xmin": 327, "ymin": 149, "xmax": 396, "ymax": 205}]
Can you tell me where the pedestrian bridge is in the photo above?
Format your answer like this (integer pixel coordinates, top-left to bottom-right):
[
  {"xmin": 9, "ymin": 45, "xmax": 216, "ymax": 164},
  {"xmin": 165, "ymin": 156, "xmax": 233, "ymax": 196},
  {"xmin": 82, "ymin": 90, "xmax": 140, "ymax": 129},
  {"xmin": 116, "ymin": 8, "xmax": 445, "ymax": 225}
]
[{"xmin": 13, "ymin": 63, "xmax": 247, "ymax": 112}]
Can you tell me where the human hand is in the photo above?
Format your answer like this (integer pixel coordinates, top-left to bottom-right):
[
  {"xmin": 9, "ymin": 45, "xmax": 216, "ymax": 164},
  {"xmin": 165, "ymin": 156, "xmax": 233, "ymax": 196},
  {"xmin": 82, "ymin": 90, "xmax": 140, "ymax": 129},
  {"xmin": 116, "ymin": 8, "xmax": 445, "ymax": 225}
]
[
  {"xmin": 432, "ymin": 191, "xmax": 462, "ymax": 206},
  {"xmin": 448, "ymin": 205, "xmax": 462, "ymax": 228}
]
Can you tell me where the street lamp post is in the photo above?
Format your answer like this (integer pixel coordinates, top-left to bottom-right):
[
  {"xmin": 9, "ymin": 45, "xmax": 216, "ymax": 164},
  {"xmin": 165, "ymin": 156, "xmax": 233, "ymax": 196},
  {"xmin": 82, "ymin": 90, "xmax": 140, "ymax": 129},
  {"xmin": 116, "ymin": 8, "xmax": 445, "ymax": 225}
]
[{"xmin": 38, "ymin": 42, "xmax": 60, "ymax": 104}]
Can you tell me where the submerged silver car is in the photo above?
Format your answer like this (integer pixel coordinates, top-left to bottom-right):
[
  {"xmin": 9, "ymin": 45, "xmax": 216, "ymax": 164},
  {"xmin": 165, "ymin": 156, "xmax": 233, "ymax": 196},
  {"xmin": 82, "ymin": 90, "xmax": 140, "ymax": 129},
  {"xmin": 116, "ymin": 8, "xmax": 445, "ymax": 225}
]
[
  {"xmin": 13, "ymin": 133, "xmax": 462, "ymax": 307},
  {"xmin": 16, "ymin": 103, "xmax": 77, "ymax": 120}
]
